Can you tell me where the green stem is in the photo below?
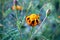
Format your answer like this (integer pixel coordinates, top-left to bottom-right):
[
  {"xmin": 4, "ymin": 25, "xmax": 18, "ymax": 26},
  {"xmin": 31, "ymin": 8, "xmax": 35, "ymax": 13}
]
[
  {"xmin": 13, "ymin": 1, "xmax": 22, "ymax": 39},
  {"xmin": 30, "ymin": 16, "xmax": 47, "ymax": 40}
]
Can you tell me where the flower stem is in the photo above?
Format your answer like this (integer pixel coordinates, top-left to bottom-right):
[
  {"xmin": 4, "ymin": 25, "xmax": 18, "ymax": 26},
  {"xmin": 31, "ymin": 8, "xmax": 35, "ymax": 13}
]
[{"xmin": 29, "ymin": 16, "xmax": 47, "ymax": 40}]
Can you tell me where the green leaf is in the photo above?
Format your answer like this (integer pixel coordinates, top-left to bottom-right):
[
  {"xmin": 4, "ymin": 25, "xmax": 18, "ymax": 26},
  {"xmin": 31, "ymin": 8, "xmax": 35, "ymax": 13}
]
[{"xmin": 3, "ymin": 8, "xmax": 12, "ymax": 18}]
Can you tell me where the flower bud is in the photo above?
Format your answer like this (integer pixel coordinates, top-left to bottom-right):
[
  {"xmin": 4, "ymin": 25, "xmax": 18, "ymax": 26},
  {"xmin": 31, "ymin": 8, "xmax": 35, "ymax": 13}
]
[{"xmin": 46, "ymin": 9, "xmax": 51, "ymax": 17}]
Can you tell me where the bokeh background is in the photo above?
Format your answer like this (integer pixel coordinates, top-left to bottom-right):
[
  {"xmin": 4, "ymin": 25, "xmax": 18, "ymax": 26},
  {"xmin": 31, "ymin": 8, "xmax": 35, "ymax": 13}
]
[{"xmin": 0, "ymin": 0, "xmax": 60, "ymax": 40}]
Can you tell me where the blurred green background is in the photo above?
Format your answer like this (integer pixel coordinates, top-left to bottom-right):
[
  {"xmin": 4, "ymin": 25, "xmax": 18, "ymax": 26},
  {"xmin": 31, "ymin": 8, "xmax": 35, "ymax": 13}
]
[{"xmin": 0, "ymin": 0, "xmax": 60, "ymax": 40}]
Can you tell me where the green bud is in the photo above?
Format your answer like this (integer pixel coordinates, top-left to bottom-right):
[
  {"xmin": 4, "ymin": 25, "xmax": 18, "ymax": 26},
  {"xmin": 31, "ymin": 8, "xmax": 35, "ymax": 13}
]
[{"xmin": 46, "ymin": 9, "xmax": 51, "ymax": 17}]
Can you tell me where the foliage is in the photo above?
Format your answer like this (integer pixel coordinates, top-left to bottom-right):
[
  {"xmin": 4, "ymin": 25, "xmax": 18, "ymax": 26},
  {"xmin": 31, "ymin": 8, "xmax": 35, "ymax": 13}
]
[{"xmin": 0, "ymin": 0, "xmax": 60, "ymax": 40}]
